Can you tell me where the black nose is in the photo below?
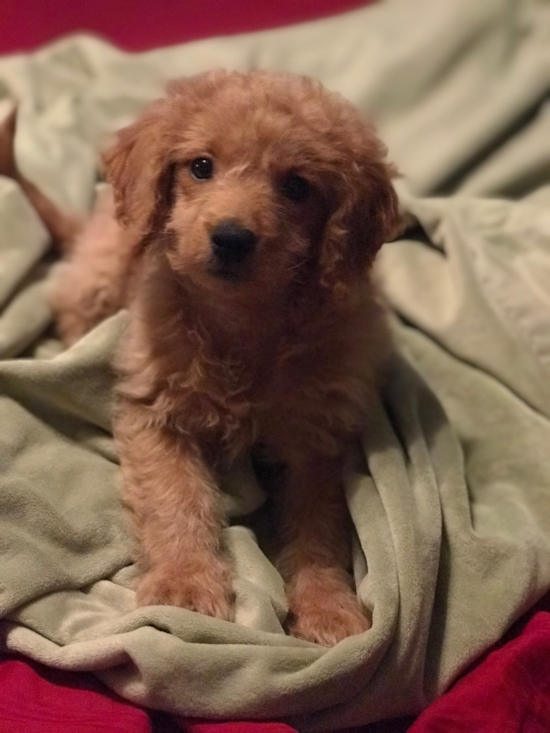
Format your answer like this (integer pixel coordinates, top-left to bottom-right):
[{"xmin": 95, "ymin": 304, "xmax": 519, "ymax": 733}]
[{"xmin": 210, "ymin": 221, "xmax": 257, "ymax": 264}]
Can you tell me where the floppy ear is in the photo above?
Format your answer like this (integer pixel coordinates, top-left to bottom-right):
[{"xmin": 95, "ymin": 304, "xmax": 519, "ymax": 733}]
[
  {"xmin": 102, "ymin": 98, "xmax": 176, "ymax": 239},
  {"xmin": 319, "ymin": 134, "xmax": 401, "ymax": 293}
]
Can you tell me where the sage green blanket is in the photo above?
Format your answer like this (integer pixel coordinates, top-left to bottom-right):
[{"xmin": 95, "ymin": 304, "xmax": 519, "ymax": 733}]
[{"xmin": 1, "ymin": 0, "xmax": 550, "ymax": 729}]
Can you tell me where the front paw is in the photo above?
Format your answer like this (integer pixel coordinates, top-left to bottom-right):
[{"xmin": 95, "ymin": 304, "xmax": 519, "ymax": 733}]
[
  {"xmin": 136, "ymin": 559, "xmax": 235, "ymax": 622},
  {"xmin": 287, "ymin": 576, "xmax": 371, "ymax": 646}
]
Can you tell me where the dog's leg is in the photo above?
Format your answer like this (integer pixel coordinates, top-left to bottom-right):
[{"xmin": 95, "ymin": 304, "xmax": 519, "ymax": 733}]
[
  {"xmin": 49, "ymin": 194, "xmax": 132, "ymax": 345},
  {"xmin": 0, "ymin": 106, "xmax": 82, "ymax": 247},
  {"xmin": 117, "ymin": 404, "xmax": 234, "ymax": 620},
  {"xmin": 277, "ymin": 454, "xmax": 370, "ymax": 646},
  {"xmin": 1, "ymin": 107, "xmax": 127, "ymax": 345}
]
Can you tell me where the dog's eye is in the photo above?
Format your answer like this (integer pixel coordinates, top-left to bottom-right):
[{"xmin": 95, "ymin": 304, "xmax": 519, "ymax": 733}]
[
  {"xmin": 281, "ymin": 174, "xmax": 310, "ymax": 203},
  {"xmin": 190, "ymin": 157, "xmax": 214, "ymax": 180}
]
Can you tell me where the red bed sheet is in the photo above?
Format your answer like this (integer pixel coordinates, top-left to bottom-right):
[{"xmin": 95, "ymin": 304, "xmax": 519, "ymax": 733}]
[
  {"xmin": 1, "ymin": 0, "xmax": 375, "ymax": 55},
  {"xmin": 2, "ymin": 604, "xmax": 550, "ymax": 732}
]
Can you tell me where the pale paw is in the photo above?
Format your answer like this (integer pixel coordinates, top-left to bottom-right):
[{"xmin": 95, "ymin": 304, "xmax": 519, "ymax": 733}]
[
  {"xmin": 136, "ymin": 561, "xmax": 234, "ymax": 621},
  {"xmin": 288, "ymin": 586, "xmax": 370, "ymax": 646}
]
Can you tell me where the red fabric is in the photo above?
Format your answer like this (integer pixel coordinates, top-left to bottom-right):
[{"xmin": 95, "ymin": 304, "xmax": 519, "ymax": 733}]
[
  {"xmin": 409, "ymin": 610, "xmax": 550, "ymax": 733},
  {"xmin": 0, "ymin": 654, "xmax": 298, "ymax": 733},
  {"xmin": 0, "ymin": 0, "xmax": 375, "ymax": 55},
  {"xmin": 0, "ymin": 656, "xmax": 151, "ymax": 733},
  {"xmin": 3, "ymin": 605, "xmax": 550, "ymax": 733},
  {"xmin": 180, "ymin": 723, "xmax": 297, "ymax": 733}
]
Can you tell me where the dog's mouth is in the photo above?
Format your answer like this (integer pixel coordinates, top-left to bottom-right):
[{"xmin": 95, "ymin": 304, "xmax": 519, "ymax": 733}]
[{"xmin": 206, "ymin": 256, "xmax": 250, "ymax": 283}]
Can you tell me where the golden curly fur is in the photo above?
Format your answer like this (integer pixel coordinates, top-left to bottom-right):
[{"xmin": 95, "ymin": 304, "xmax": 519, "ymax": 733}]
[{"xmin": 2, "ymin": 70, "xmax": 400, "ymax": 645}]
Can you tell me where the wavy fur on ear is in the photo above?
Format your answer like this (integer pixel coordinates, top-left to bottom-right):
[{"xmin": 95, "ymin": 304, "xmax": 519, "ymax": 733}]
[
  {"xmin": 103, "ymin": 72, "xmax": 232, "ymax": 240},
  {"xmin": 103, "ymin": 98, "xmax": 175, "ymax": 239},
  {"xmin": 318, "ymin": 128, "xmax": 401, "ymax": 294}
]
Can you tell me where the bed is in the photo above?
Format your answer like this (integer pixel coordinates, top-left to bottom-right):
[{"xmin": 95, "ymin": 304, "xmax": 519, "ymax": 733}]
[{"xmin": 1, "ymin": 0, "xmax": 550, "ymax": 730}]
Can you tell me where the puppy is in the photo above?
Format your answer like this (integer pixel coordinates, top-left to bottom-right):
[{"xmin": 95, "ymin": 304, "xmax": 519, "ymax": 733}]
[{"xmin": 3, "ymin": 71, "xmax": 400, "ymax": 646}]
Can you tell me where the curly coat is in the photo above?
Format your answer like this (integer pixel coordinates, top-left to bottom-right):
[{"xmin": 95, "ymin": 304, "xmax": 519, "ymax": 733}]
[{"xmin": 5, "ymin": 71, "xmax": 400, "ymax": 645}]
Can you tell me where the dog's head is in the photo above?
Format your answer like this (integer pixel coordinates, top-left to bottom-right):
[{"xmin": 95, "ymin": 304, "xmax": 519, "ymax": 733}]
[{"xmin": 104, "ymin": 70, "xmax": 400, "ymax": 301}]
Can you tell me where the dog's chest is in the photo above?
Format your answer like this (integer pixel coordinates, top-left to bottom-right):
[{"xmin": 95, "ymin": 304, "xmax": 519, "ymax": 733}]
[
  {"xmin": 188, "ymin": 336, "xmax": 372, "ymax": 460},
  {"xmin": 257, "ymin": 341, "xmax": 373, "ymax": 458},
  {"xmin": 167, "ymin": 309, "xmax": 378, "ymax": 460}
]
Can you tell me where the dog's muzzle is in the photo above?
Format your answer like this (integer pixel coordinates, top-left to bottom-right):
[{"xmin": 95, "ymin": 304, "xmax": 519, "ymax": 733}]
[{"xmin": 210, "ymin": 221, "xmax": 257, "ymax": 267}]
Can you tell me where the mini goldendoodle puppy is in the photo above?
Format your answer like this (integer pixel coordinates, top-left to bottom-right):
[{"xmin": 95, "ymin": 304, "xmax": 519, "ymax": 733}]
[{"xmin": 1, "ymin": 70, "xmax": 400, "ymax": 646}]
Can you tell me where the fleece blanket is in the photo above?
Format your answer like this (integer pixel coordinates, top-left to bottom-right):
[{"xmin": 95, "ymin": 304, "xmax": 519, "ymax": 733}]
[{"xmin": 1, "ymin": 0, "xmax": 550, "ymax": 729}]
